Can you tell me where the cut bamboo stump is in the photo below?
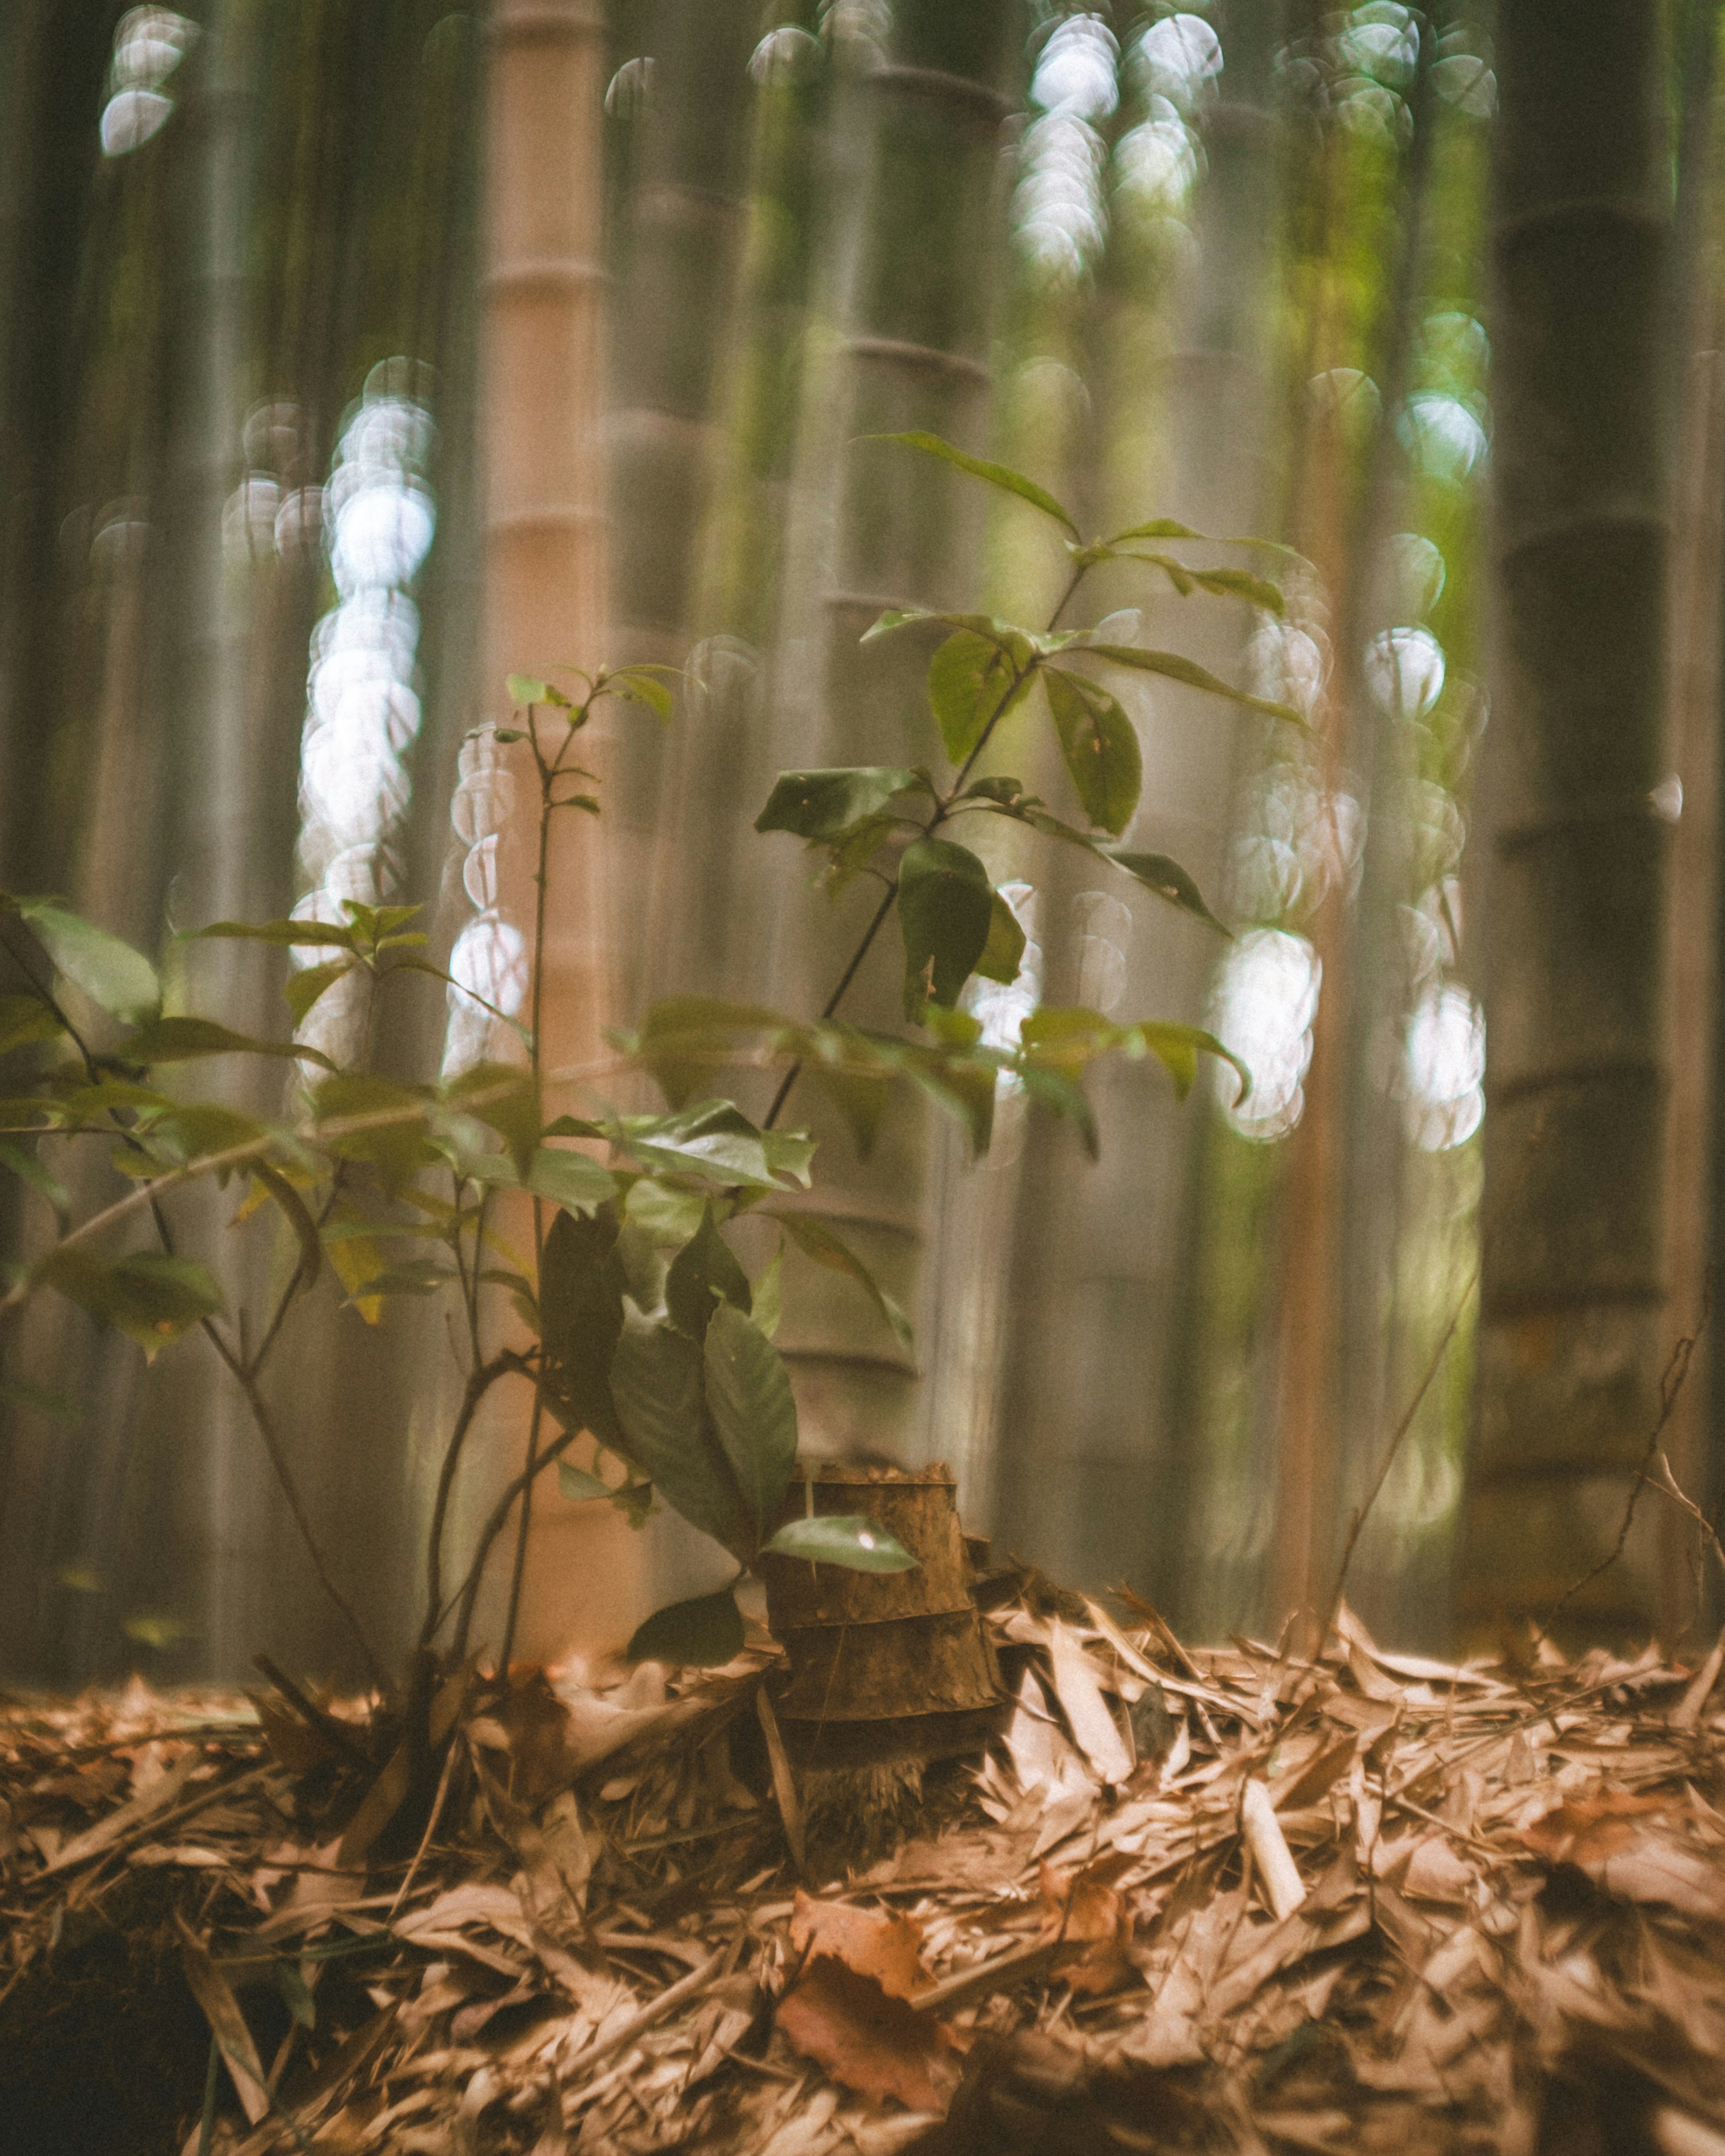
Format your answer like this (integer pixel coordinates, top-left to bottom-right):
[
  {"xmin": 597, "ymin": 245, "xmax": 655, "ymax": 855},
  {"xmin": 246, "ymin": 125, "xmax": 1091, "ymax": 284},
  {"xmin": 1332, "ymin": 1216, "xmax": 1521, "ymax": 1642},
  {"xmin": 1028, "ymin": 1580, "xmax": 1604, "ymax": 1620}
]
[{"xmin": 761, "ymin": 1461, "xmax": 1006, "ymax": 1770}]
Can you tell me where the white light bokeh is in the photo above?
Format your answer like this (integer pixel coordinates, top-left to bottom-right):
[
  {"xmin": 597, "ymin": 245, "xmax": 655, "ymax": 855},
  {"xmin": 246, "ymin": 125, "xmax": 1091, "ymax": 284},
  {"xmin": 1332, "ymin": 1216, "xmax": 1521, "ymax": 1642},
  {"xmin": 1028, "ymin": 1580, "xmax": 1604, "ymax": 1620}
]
[
  {"xmin": 1013, "ymin": 16, "xmax": 1118, "ymax": 286},
  {"xmin": 1402, "ymin": 984, "xmax": 1485, "ymax": 1150},
  {"xmin": 100, "ymin": 8, "xmax": 195, "ymax": 156},
  {"xmin": 1397, "ymin": 393, "xmax": 1488, "ymax": 485},
  {"xmin": 291, "ymin": 367, "xmax": 438, "ymax": 1063},
  {"xmin": 1365, "ymin": 625, "xmax": 1446, "ymax": 720},
  {"xmin": 1210, "ymin": 928, "xmax": 1321, "ymax": 1141}
]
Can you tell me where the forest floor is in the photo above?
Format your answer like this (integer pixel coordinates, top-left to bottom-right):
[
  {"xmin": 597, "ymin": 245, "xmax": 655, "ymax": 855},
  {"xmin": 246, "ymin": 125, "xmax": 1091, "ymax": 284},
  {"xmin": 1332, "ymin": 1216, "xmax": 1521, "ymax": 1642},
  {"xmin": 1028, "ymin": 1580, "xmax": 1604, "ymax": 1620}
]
[{"xmin": 4, "ymin": 1575, "xmax": 1725, "ymax": 2155}]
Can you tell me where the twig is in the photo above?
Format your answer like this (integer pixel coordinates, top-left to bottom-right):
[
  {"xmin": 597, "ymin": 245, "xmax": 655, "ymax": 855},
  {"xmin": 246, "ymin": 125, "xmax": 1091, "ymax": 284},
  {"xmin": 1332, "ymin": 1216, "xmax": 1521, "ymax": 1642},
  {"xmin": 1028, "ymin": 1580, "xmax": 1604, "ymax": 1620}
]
[
  {"xmin": 386, "ymin": 1736, "xmax": 460, "ymax": 1922},
  {"xmin": 200, "ymin": 1321, "xmax": 388, "ymax": 1685},
  {"xmin": 560, "ymin": 1945, "xmax": 727, "ymax": 2088},
  {"xmin": 252, "ymin": 1654, "xmax": 373, "ymax": 1770},
  {"xmin": 1318, "ymin": 1270, "xmax": 1476, "ymax": 1652},
  {"xmin": 1542, "ymin": 1274, "xmax": 1714, "ymax": 1635},
  {"xmin": 420, "ymin": 1352, "xmax": 524, "ymax": 1650}
]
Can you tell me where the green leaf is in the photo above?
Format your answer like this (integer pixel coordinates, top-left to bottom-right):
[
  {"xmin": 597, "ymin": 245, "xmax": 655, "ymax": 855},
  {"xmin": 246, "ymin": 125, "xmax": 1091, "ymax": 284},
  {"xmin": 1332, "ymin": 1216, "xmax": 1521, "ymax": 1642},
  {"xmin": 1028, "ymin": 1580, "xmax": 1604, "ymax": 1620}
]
[
  {"xmin": 311, "ymin": 1072, "xmax": 438, "ymax": 1197},
  {"xmin": 528, "ymin": 1145, "xmax": 618, "ymax": 1217},
  {"xmin": 153, "ymin": 1101, "xmax": 273, "ymax": 1169},
  {"xmin": 764, "ymin": 1210, "xmax": 915, "ymax": 1358},
  {"xmin": 285, "ymin": 959, "xmax": 355, "ymax": 1028},
  {"xmin": 1076, "ymin": 647, "xmax": 1303, "ymax": 728},
  {"xmin": 619, "ymin": 1100, "xmax": 795, "ymax": 1191},
  {"xmin": 903, "ymin": 1048, "xmax": 996, "ymax": 1155},
  {"xmin": 754, "ymin": 768, "xmax": 920, "ymax": 843},
  {"xmin": 666, "ymin": 1204, "xmax": 752, "ymax": 1341},
  {"xmin": 34, "ymin": 1247, "xmax": 223, "ymax": 1359},
  {"xmin": 1015, "ymin": 1062, "xmax": 1101, "ymax": 1159},
  {"xmin": 507, "ymin": 673, "xmax": 550, "ymax": 706},
  {"xmin": 1107, "ymin": 851, "xmax": 1230, "ymax": 935},
  {"xmin": 444, "ymin": 1062, "xmax": 540, "ymax": 1177},
  {"xmin": 957, "ymin": 775, "xmax": 1037, "ymax": 810},
  {"xmin": 1126, "ymin": 1020, "xmax": 1252, "ymax": 1105},
  {"xmin": 897, "ymin": 837, "xmax": 994, "ymax": 1017},
  {"xmin": 625, "ymin": 1586, "xmax": 745, "ymax": 1667},
  {"xmin": 276, "ymin": 1961, "xmax": 317, "ymax": 2031},
  {"xmin": 539, "ymin": 1206, "xmax": 626, "ymax": 1444},
  {"xmin": 0, "ymin": 1137, "xmax": 68, "ymax": 1222},
  {"xmin": 17, "ymin": 901, "xmax": 159, "ymax": 1025},
  {"xmin": 1099, "ymin": 517, "xmax": 1206, "ymax": 544},
  {"xmin": 703, "ymin": 1299, "xmax": 798, "ymax": 1543},
  {"xmin": 118, "ymin": 1015, "xmax": 337, "ymax": 1070},
  {"xmin": 807, "ymin": 1065, "xmax": 893, "ymax": 1161},
  {"xmin": 750, "ymin": 1242, "xmax": 783, "ymax": 1340},
  {"xmin": 194, "ymin": 917, "xmax": 356, "ymax": 950},
  {"xmin": 867, "ymin": 431, "xmax": 1080, "ymax": 539},
  {"xmin": 1191, "ymin": 566, "xmax": 1285, "ymax": 613},
  {"xmin": 558, "ymin": 1461, "xmax": 652, "ymax": 1519},
  {"xmin": 624, "ymin": 1176, "xmax": 710, "ymax": 1246},
  {"xmin": 760, "ymin": 1127, "xmax": 815, "ymax": 1189},
  {"xmin": 1044, "ymin": 670, "xmax": 1142, "ymax": 837},
  {"xmin": 634, "ymin": 996, "xmax": 797, "ymax": 1111},
  {"xmin": 602, "ymin": 665, "xmax": 675, "ymax": 718},
  {"xmin": 926, "ymin": 630, "xmax": 1035, "ymax": 767},
  {"xmin": 1017, "ymin": 1004, "xmax": 1117, "ymax": 1071},
  {"xmin": 0, "ymin": 994, "xmax": 65, "ymax": 1057},
  {"xmin": 609, "ymin": 1308, "xmax": 747, "ymax": 1554},
  {"xmin": 921, "ymin": 1003, "xmax": 984, "ymax": 1047},
  {"xmin": 761, "ymin": 1515, "xmax": 919, "ymax": 1572}
]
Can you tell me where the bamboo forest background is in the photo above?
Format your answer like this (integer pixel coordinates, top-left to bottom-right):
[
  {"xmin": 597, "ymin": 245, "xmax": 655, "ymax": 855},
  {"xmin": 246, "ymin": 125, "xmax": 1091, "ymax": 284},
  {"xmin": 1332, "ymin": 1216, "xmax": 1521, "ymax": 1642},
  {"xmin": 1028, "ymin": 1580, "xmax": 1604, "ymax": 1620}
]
[{"xmin": 0, "ymin": 0, "xmax": 1714, "ymax": 1688}]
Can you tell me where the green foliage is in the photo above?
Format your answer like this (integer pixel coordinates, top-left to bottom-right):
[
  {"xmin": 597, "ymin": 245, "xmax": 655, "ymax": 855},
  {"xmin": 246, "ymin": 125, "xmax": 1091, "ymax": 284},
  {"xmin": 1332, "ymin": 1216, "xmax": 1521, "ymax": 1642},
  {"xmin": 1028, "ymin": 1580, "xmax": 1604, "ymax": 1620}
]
[{"xmin": 0, "ymin": 435, "xmax": 1278, "ymax": 1677}]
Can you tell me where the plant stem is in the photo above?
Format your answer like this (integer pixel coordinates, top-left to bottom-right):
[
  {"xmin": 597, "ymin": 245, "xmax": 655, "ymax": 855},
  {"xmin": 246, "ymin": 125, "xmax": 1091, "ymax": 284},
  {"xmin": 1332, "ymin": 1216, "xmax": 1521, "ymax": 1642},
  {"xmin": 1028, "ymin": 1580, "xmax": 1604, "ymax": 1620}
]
[
  {"xmin": 199, "ymin": 1314, "xmax": 389, "ymax": 1685},
  {"xmin": 497, "ymin": 701, "xmax": 569, "ymax": 1673},
  {"xmin": 447, "ymin": 1419, "xmax": 585, "ymax": 1663},
  {"xmin": 420, "ymin": 1351, "xmax": 523, "ymax": 1649}
]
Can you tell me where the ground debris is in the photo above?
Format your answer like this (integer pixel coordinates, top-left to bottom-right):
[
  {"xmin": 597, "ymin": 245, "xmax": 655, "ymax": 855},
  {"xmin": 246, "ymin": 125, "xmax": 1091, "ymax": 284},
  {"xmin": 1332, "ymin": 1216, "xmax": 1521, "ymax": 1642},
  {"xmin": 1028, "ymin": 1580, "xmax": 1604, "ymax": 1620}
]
[{"xmin": 5, "ymin": 1600, "xmax": 1725, "ymax": 2152}]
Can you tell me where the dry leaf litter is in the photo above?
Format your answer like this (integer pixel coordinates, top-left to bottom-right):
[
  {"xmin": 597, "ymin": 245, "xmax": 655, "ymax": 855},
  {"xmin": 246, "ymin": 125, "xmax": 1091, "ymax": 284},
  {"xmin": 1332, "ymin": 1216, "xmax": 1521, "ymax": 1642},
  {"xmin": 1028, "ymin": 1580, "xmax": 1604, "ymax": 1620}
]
[{"xmin": 5, "ymin": 1574, "xmax": 1725, "ymax": 2153}]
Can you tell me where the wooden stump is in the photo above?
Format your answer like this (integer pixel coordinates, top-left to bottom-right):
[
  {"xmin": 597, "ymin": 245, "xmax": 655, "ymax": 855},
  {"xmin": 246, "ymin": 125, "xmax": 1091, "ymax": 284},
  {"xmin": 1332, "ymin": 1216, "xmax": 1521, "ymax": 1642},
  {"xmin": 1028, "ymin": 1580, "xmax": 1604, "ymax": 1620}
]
[{"xmin": 761, "ymin": 1461, "xmax": 1006, "ymax": 1770}]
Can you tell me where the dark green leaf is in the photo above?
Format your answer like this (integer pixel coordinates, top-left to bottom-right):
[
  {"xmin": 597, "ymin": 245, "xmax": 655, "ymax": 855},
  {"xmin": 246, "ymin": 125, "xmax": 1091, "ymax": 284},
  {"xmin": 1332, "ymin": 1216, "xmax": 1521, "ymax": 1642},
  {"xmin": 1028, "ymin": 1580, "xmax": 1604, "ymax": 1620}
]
[
  {"xmin": 957, "ymin": 775, "xmax": 1037, "ymax": 810},
  {"xmin": 626, "ymin": 1586, "xmax": 744, "ymax": 1667},
  {"xmin": 666, "ymin": 1204, "xmax": 752, "ymax": 1341},
  {"xmin": 703, "ymin": 1299, "xmax": 798, "ymax": 1542},
  {"xmin": 0, "ymin": 994, "xmax": 65, "ymax": 1057},
  {"xmin": 764, "ymin": 1210, "xmax": 915, "ymax": 1357},
  {"xmin": 754, "ymin": 768, "xmax": 920, "ymax": 842},
  {"xmin": 1044, "ymin": 670, "xmax": 1142, "ymax": 837},
  {"xmin": 619, "ymin": 1099, "xmax": 792, "ymax": 1191},
  {"xmin": 285, "ymin": 959, "xmax": 355, "ymax": 1028},
  {"xmin": 1107, "ymin": 852, "xmax": 1230, "ymax": 935},
  {"xmin": 904, "ymin": 1049, "xmax": 996, "ymax": 1155},
  {"xmin": 609, "ymin": 1308, "xmax": 747, "ymax": 1554},
  {"xmin": 539, "ymin": 1206, "xmax": 626, "ymax": 1444},
  {"xmin": 866, "ymin": 432, "xmax": 1080, "ymax": 539},
  {"xmin": 34, "ymin": 1247, "xmax": 223, "ymax": 1360},
  {"xmin": 1076, "ymin": 647, "xmax": 1303, "ymax": 727},
  {"xmin": 808, "ymin": 1066, "xmax": 893, "ymax": 1160},
  {"xmin": 194, "ymin": 917, "xmax": 356, "ymax": 950},
  {"xmin": 276, "ymin": 1961, "xmax": 317, "ymax": 2031},
  {"xmin": 761, "ymin": 1515, "xmax": 918, "ymax": 1572},
  {"xmin": 118, "ymin": 1015, "xmax": 337, "ymax": 1071},
  {"xmin": 897, "ymin": 837, "xmax": 993, "ymax": 1016},
  {"xmin": 927, "ymin": 630, "xmax": 1035, "ymax": 767},
  {"xmin": 17, "ymin": 901, "xmax": 159, "ymax": 1025},
  {"xmin": 528, "ymin": 1145, "xmax": 618, "ymax": 1216}
]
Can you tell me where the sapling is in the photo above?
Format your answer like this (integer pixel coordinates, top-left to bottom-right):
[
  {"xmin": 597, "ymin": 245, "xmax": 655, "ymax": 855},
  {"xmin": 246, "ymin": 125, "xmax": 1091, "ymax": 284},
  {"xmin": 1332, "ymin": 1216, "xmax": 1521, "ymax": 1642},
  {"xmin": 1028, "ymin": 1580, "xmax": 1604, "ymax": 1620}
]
[{"xmin": 0, "ymin": 435, "xmax": 1282, "ymax": 1783}]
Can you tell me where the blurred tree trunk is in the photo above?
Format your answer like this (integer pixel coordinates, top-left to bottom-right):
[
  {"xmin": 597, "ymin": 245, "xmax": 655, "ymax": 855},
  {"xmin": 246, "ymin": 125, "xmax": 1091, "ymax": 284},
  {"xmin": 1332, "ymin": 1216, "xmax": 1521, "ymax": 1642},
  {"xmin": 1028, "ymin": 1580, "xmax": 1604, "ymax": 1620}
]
[
  {"xmin": 468, "ymin": 0, "xmax": 640, "ymax": 1665},
  {"xmin": 1460, "ymin": 0, "xmax": 1672, "ymax": 1641},
  {"xmin": 606, "ymin": 0, "xmax": 759, "ymax": 1020},
  {"xmin": 995, "ymin": 0, "xmax": 1285, "ymax": 1592},
  {"xmin": 766, "ymin": 0, "xmax": 1014, "ymax": 1470}
]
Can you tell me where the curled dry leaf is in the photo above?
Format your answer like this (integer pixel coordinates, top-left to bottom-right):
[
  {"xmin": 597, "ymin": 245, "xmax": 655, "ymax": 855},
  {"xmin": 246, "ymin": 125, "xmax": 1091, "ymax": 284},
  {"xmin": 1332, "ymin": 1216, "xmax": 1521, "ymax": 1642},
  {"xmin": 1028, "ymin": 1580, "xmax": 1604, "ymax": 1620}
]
[
  {"xmin": 1037, "ymin": 1850, "xmax": 1136, "ymax": 1995},
  {"xmin": 777, "ymin": 1955, "xmax": 962, "ymax": 2113}
]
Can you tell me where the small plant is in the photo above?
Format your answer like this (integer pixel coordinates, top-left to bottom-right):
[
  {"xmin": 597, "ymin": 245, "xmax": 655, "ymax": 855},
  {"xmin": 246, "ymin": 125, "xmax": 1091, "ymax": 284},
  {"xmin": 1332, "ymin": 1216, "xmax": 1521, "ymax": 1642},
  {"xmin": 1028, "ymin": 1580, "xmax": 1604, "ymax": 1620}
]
[{"xmin": 0, "ymin": 435, "xmax": 1282, "ymax": 1746}]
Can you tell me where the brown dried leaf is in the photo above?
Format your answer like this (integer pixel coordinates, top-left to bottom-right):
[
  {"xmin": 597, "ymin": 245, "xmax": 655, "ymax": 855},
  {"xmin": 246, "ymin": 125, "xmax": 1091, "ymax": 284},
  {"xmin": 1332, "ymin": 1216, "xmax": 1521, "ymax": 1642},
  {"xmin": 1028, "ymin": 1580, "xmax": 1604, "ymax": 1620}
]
[
  {"xmin": 792, "ymin": 1889, "xmax": 929, "ymax": 2000},
  {"xmin": 1521, "ymin": 1789, "xmax": 1672, "ymax": 1865},
  {"xmin": 177, "ymin": 1914, "xmax": 269, "ymax": 2124},
  {"xmin": 1048, "ymin": 1620, "xmax": 1132, "ymax": 1786},
  {"xmin": 1037, "ymin": 1850, "xmax": 1135, "ymax": 1995},
  {"xmin": 777, "ymin": 1956, "xmax": 961, "ymax": 2112}
]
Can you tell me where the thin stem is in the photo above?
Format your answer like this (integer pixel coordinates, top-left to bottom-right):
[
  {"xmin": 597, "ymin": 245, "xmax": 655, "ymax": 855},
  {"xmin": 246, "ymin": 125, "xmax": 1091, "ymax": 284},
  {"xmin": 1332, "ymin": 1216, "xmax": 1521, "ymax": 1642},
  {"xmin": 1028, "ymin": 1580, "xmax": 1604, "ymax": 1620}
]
[
  {"xmin": 420, "ymin": 1351, "xmax": 523, "ymax": 1648},
  {"xmin": 447, "ymin": 1414, "xmax": 584, "ymax": 1663},
  {"xmin": 498, "ymin": 709, "xmax": 567, "ymax": 1672},
  {"xmin": 199, "ymin": 1316, "xmax": 388, "ymax": 1685}
]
